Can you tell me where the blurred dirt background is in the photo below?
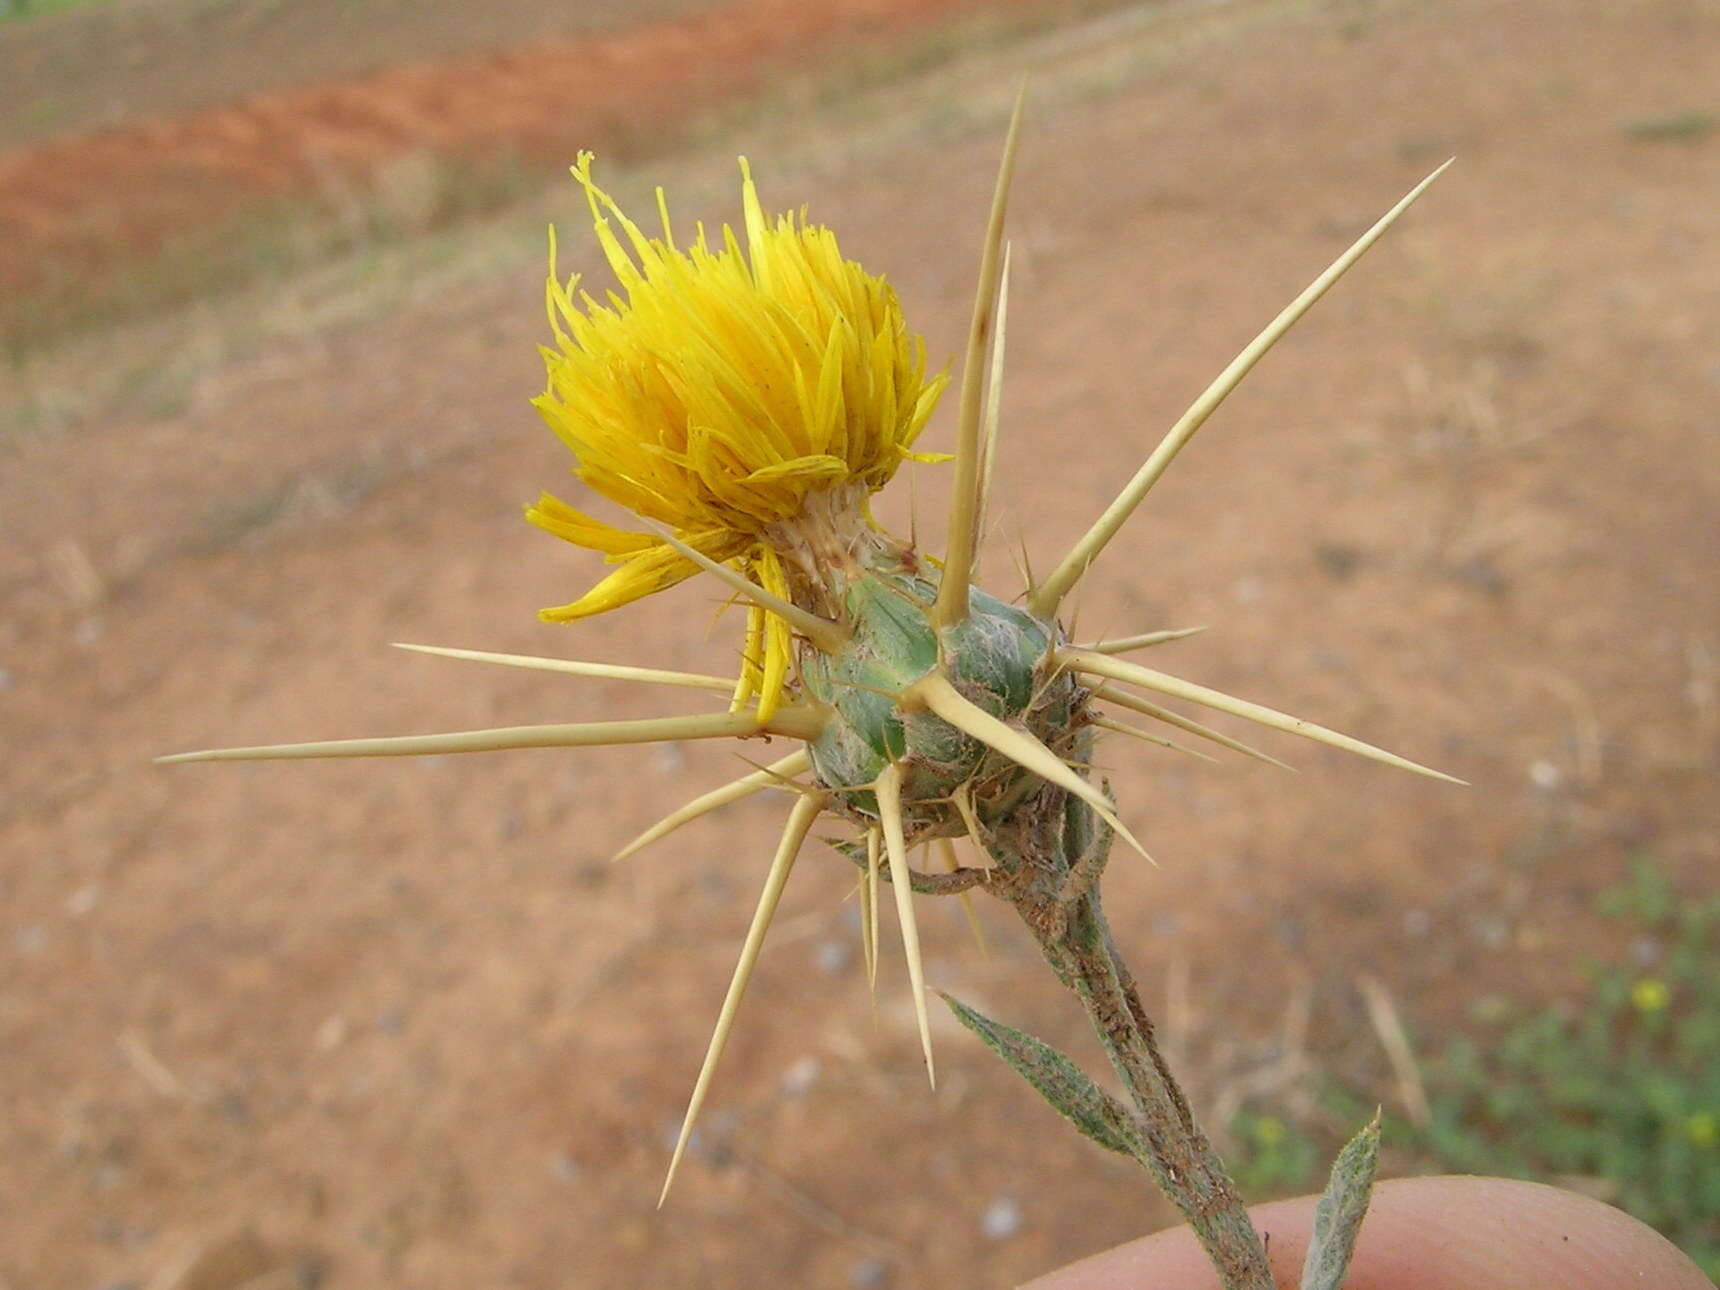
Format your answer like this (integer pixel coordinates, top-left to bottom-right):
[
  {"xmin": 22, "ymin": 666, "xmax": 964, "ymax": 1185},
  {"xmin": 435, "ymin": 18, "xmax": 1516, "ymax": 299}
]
[{"xmin": 3, "ymin": 0, "xmax": 1716, "ymax": 1286}]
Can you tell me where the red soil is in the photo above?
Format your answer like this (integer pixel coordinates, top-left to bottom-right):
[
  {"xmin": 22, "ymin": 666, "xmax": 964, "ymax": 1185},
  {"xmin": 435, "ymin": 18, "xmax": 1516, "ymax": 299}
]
[{"xmin": 0, "ymin": 0, "xmax": 1064, "ymax": 307}]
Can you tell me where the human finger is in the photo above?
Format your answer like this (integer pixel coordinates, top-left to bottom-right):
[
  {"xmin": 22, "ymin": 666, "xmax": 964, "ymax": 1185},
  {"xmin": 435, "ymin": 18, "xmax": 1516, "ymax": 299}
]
[{"xmin": 1022, "ymin": 1175, "xmax": 1713, "ymax": 1289}]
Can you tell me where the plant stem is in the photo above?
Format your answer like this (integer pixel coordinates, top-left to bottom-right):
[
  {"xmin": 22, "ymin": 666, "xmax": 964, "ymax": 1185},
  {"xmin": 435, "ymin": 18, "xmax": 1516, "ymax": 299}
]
[
  {"xmin": 990, "ymin": 786, "xmax": 1275, "ymax": 1290},
  {"xmin": 1056, "ymin": 891, "xmax": 1273, "ymax": 1288}
]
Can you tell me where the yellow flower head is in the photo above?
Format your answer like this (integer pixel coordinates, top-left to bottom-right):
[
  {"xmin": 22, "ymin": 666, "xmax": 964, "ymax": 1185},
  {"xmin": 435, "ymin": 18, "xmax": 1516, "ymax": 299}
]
[
  {"xmin": 528, "ymin": 153, "xmax": 948, "ymax": 715},
  {"xmin": 1631, "ymin": 977, "xmax": 1671, "ymax": 1014}
]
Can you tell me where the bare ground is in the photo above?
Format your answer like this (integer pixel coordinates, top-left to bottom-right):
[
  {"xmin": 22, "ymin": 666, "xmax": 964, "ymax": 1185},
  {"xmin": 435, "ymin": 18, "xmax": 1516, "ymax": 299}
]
[
  {"xmin": 3, "ymin": 0, "xmax": 1717, "ymax": 1287},
  {"xmin": 0, "ymin": 0, "xmax": 1116, "ymax": 342}
]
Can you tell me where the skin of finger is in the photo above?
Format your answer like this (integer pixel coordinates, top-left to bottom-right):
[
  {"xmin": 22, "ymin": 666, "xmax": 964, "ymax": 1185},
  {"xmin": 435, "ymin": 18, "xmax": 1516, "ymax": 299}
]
[{"xmin": 1020, "ymin": 1175, "xmax": 1714, "ymax": 1290}]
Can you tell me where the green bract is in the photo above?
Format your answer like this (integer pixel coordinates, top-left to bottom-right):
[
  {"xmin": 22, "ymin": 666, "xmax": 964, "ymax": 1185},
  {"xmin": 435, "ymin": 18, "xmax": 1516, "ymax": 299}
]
[{"xmin": 803, "ymin": 561, "xmax": 1078, "ymax": 832}]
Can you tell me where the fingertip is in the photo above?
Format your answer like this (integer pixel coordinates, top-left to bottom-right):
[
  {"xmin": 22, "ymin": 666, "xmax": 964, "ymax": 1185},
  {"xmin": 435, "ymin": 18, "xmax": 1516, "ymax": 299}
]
[{"xmin": 1023, "ymin": 1176, "xmax": 1712, "ymax": 1290}]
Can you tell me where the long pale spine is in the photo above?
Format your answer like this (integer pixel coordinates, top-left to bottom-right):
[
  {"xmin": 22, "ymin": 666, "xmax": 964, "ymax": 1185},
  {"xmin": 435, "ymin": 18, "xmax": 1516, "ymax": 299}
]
[
  {"xmin": 1065, "ymin": 649, "xmax": 1461, "ymax": 783},
  {"xmin": 935, "ymin": 93, "xmax": 1024, "ymax": 628},
  {"xmin": 159, "ymin": 708, "xmax": 825, "ymax": 764},
  {"xmin": 1030, "ymin": 160, "xmax": 1454, "ymax": 619},
  {"xmin": 660, "ymin": 791, "xmax": 825, "ymax": 1203},
  {"xmin": 876, "ymin": 763, "xmax": 935, "ymax": 1087},
  {"xmin": 614, "ymin": 750, "xmax": 812, "ymax": 861}
]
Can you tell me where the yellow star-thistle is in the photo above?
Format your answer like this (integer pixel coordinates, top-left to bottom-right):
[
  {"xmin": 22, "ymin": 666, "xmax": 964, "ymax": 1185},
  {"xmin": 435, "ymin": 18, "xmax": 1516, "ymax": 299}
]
[
  {"xmin": 528, "ymin": 153, "xmax": 949, "ymax": 718},
  {"xmin": 163, "ymin": 107, "xmax": 1458, "ymax": 1226}
]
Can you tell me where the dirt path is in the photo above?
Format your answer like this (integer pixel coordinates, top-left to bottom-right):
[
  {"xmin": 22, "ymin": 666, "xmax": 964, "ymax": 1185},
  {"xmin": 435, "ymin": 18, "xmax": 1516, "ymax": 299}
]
[
  {"xmin": 3, "ymin": 1, "xmax": 1716, "ymax": 1287},
  {"xmin": 0, "ymin": 0, "xmax": 1084, "ymax": 328},
  {"xmin": 0, "ymin": 0, "xmax": 711, "ymax": 151}
]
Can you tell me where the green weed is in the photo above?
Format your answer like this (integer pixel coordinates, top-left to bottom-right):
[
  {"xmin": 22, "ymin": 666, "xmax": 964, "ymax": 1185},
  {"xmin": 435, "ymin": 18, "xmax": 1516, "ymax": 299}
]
[
  {"xmin": 0, "ymin": 0, "xmax": 117, "ymax": 23},
  {"xmin": 1, "ymin": 147, "xmax": 541, "ymax": 357},
  {"xmin": 1623, "ymin": 112, "xmax": 1717, "ymax": 142},
  {"xmin": 1228, "ymin": 858, "xmax": 1720, "ymax": 1277},
  {"xmin": 1227, "ymin": 1109, "xmax": 1320, "ymax": 1195}
]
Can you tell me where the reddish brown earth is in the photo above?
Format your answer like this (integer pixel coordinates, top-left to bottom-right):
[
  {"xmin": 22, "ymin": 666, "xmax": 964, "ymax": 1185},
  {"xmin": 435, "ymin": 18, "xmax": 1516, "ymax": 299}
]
[
  {"xmin": 0, "ymin": 0, "xmax": 714, "ymax": 149},
  {"xmin": 3, "ymin": 1, "xmax": 1717, "ymax": 1288},
  {"xmin": 0, "ymin": 0, "xmax": 1095, "ymax": 330}
]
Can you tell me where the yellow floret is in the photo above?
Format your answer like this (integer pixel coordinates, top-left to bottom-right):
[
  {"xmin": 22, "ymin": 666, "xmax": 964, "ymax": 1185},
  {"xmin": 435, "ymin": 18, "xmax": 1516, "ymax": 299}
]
[{"xmin": 529, "ymin": 153, "xmax": 947, "ymax": 717}]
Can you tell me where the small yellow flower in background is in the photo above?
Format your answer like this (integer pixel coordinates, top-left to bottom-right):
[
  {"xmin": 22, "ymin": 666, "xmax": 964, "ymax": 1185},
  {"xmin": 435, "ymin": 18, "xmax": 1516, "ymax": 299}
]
[
  {"xmin": 1688, "ymin": 1111, "xmax": 1718, "ymax": 1148},
  {"xmin": 529, "ymin": 152, "xmax": 948, "ymax": 718},
  {"xmin": 1631, "ymin": 977, "xmax": 1671, "ymax": 1014}
]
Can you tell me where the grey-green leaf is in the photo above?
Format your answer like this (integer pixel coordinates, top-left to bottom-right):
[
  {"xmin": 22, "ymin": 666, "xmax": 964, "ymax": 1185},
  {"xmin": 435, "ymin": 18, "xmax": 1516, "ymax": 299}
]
[
  {"xmin": 1299, "ymin": 1111, "xmax": 1383, "ymax": 1290},
  {"xmin": 940, "ymin": 992, "xmax": 1143, "ymax": 1159}
]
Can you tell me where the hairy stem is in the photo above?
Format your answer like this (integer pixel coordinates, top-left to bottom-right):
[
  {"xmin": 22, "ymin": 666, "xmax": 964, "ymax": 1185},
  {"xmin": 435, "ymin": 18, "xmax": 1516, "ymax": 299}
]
[
  {"xmin": 991, "ymin": 786, "xmax": 1273, "ymax": 1290},
  {"xmin": 1054, "ymin": 893, "xmax": 1270, "ymax": 1288}
]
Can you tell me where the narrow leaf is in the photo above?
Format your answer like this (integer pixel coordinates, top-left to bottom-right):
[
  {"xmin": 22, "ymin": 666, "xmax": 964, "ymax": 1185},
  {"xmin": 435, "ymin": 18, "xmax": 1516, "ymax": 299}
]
[
  {"xmin": 941, "ymin": 993, "xmax": 1142, "ymax": 1159},
  {"xmin": 1299, "ymin": 1111, "xmax": 1383, "ymax": 1290}
]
